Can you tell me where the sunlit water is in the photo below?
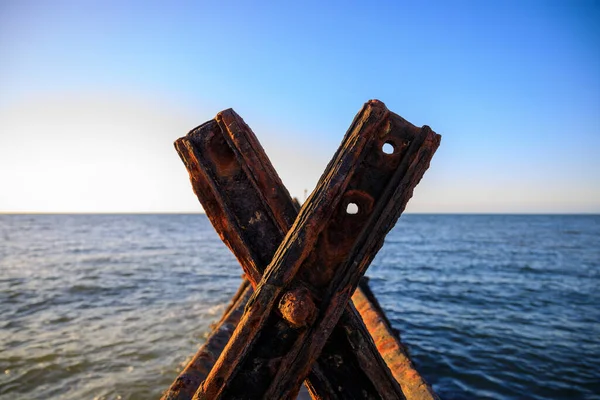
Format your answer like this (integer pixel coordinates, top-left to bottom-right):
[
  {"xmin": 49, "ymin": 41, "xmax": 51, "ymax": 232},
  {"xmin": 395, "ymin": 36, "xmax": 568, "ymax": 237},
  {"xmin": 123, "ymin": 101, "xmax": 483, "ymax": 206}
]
[{"xmin": 1, "ymin": 214, "xmax": 598, "ymax": 399}]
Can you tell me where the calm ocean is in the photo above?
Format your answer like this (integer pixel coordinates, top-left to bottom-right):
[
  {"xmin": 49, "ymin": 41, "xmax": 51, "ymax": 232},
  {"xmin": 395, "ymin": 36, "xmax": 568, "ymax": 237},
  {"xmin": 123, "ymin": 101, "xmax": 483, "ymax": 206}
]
[{"xmin": 0, "ymin": 214, "xmax": 598, "ymax": 399}]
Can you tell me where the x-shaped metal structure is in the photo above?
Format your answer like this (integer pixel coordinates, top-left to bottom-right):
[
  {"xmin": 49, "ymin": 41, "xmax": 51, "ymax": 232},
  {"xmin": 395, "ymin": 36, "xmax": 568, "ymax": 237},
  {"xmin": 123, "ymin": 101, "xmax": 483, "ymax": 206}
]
[{"xmin": 162, "ymin": 100, "xmax": 441, "ymax": 400}]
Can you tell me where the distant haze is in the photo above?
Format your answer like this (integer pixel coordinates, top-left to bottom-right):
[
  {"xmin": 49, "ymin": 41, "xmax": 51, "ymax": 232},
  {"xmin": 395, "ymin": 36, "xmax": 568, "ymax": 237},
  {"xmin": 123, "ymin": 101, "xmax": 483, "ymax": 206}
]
[{"xmin": 1, "ymin": 1, "xmax": 598, "ymax": 213}]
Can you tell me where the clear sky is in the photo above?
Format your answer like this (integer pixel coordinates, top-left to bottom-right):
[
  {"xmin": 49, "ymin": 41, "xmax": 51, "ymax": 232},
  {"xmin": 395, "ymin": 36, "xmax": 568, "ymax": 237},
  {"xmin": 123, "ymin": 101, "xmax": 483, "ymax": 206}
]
[{"xmin": 1, "ymin": 0, "xmax": 598, "ymax": 213}]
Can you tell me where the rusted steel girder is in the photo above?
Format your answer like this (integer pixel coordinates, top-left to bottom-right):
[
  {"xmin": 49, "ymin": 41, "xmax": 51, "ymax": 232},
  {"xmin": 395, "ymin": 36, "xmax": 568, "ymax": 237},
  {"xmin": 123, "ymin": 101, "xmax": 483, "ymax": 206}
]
[
  {"xmin": 355, "ymin": 279, "xmax": 440, "ymax": 400},
  {"xmin": 174, "ymin": 107, "xmax": 401, "ymax": 399},
  {"xmin": 163, "ymin": 277, "xmax": 430, "ymax": 400},
  {"xmin": 163, "ymin": 280, "xmax": 438, "ymax": 400},
  {"xmin": 169, "ymin": 106, "xmax": 439, "ymax": 399},
  {"xmin": 178, "ymin": 100, "xmax": 440, "ymax": 399}
]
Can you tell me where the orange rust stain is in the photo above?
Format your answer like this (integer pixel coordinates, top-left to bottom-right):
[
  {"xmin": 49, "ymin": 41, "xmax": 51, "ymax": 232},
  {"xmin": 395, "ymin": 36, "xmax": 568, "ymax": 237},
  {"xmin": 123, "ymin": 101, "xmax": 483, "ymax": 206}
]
[
  {"xmin": 207, "ymin": 132, "xmax": 239, "ymax": 177},
  {"xmin": 278, "ymin": 287, "xmax": 316, "ymax": 328}
]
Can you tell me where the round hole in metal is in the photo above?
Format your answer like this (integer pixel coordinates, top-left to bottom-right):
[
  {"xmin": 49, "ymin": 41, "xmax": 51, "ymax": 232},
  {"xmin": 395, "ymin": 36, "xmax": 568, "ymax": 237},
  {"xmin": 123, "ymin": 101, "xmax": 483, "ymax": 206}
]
[
  {"xmin": 346, "ymin": 202, "xmax": 359, "ymax": 215},
  {"xmin": 382, "ymin": 142, "xmax": 395, "ymax": 155}
]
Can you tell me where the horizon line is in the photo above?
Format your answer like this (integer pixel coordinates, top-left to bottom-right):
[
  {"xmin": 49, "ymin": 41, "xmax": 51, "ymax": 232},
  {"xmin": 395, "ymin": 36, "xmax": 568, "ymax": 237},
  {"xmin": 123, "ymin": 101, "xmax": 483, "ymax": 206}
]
[{"xmin": 1, "ymin": 211, "xmax": 599, "ymax": 216}]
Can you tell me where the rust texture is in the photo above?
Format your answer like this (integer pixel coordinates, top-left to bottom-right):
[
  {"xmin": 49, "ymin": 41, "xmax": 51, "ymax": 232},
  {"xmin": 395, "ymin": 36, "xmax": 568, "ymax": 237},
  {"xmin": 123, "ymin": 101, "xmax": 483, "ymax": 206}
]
[
  {"xmin": 278, "ymin": 287, "xmax": 317, "ymax": 328},
  {"xmin": 161, "ymin": 280, "xmax": 252, "ymax": 400},
  {"xmin": 175, "ymin": 107, "xmax": 402, "ymax": 399},
  {"xmin": 163, "ymin": 279, "xmax": 437, "ymax": 400},
  {"xmin": 355, "ymin": 278, "xmax": 440, "ymax": 400},
  {"xmin": 170, "ymin": 102, "xmax": 439, "ymax": 399},
  {"xmin": 179, "ymin": 100, "xmax": 440, "ymax": 399}
]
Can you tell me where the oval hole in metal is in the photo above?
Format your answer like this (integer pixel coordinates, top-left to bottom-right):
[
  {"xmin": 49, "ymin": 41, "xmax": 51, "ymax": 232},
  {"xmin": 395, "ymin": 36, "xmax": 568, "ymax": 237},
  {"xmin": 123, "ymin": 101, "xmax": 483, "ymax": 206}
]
[
  {"xmin": 346, "ymin": 202, "xmax": 359, "ymax": 215},
  {"xmin": 382, "ymin": 142, "xmax": 395, "ymax": 155}
]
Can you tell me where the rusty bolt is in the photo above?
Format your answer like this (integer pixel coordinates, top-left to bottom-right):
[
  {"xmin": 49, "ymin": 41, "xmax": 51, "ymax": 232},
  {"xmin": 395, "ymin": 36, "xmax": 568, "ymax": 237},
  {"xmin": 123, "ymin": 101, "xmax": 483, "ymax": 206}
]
[{"xmin": 278, "ymin": 288, "xmax": 316, "ymax": 328}]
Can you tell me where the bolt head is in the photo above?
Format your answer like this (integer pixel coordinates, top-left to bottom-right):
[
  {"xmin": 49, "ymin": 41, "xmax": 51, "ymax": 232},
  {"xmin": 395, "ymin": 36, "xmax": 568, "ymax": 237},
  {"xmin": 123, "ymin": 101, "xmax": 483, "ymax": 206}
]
[{"xmin": 278, "ymin": 288, "xmax": 316, "ymax": 328}]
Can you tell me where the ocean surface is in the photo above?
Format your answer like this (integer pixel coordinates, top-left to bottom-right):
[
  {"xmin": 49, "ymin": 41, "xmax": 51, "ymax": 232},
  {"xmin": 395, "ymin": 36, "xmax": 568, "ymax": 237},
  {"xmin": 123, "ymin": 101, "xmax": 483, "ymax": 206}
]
[{"xmin": 0, "ymin": 214, "xmax": 598, "ymax": 399}]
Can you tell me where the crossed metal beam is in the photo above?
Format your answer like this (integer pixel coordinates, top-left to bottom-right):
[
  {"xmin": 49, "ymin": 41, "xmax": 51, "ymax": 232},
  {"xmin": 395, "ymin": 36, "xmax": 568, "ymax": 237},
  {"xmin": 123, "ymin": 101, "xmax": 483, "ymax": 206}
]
[{"xmin": 162, "ymin": 100, "xmax": 440, "ymax": 399}]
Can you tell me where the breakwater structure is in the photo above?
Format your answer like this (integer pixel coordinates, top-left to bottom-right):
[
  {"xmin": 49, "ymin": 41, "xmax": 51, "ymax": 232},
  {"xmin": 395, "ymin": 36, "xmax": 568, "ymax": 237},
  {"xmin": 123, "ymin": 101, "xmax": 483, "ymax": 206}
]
[{"xmin": 162, "ymin": 100, "xmax": 441, "ymax": 400}]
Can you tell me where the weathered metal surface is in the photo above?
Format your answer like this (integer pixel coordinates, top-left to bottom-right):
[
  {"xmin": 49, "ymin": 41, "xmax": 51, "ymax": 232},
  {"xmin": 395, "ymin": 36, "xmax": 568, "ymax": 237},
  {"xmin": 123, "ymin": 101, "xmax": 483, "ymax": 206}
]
[
  {"xmin": 162, "ymin": 278, "xmax": 437, "ymax": 400},
  {"xmin": 173, "ymin": 106, "xmax": 438, "ymax": 399},
  {"xmin": 182, "ymin": 100, "xmax": 440, "ymax": 399},
  {"xmin": 175, "ymin": 108, "xmax": 400, "ymax": 399},
  {"xmin": 175, "ymin": 110, "xmax": 297, "ymax": 288},
  {"xmin": 161, "ymin": 280, "xmax": 252, "ymax": 400},
  {"xmin": 355, "ymin": 278, "xmax": 439, "ymax": 400}
]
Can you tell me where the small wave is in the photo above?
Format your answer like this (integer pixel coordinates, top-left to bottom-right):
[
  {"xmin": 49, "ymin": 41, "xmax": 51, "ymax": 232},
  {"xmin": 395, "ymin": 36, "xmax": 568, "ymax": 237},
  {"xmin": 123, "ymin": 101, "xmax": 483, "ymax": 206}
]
[
  {"xmin": 68, "ymin": 284, "xmax": 108, "ymax": 294},
  {"xmin": 519, "ymin": 265, "xmax": 541, "ymax": 273},
  {"xmin": 66, "ymin": 284, "xmax": 128, "ymax": 297},
  {"xmin": 140, "ymin": 245, "xmax": 168, "ymax": 251}
]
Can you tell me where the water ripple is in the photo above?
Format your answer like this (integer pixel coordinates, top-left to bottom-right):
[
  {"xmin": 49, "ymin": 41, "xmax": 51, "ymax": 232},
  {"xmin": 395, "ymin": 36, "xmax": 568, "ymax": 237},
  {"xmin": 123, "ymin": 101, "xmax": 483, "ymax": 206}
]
[{"xmin": 1, "ymin": 214, "xmax": 599, "ymax": 399}]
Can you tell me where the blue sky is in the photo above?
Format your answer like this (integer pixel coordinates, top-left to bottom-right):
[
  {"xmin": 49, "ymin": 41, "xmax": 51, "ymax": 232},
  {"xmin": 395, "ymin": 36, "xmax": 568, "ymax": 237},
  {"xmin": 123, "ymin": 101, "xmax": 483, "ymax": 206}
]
[{"xmin": 1, "ymin": 0, "xmax": 598, "ymax": 213}]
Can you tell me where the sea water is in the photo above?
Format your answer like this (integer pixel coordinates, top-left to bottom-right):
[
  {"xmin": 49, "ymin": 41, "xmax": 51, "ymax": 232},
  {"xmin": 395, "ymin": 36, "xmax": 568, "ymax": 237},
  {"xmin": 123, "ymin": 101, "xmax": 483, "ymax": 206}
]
[{"xmin": 0, "ymin": 214, "xmax": 598, "ymax": 399}]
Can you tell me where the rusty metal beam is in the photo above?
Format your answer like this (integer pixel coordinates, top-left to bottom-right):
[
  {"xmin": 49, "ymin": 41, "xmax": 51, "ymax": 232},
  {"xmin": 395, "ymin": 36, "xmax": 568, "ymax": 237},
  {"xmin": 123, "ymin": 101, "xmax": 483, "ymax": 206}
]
[
  {"xmin": 168, "ymin": 102, "xmax": 439, "ymax": 399},
  {"xmin": 355, "ymin": 278, "xmax": 439, "ymax": 400},
  {"xmin": 163, "ymin": 279, "xmax": 438, "ymax": 400},
  {"xmin": 174, "ymin": 108, "xmax": 396, "ymax": 399},
  {"xmin": 176, "ymin": 100, "xmax": 440, "ymax": 399}
]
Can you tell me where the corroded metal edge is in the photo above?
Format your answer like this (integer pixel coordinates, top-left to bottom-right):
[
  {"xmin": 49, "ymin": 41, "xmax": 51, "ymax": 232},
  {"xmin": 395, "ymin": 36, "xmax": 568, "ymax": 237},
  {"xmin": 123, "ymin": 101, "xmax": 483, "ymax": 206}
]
[
  {"xmin": 196, "ymin": 100, "xmax": 439, "ymax": 399},
  {"xmin": 163, "ymin": 277, "xmax": 438, "ymax": 400},
  {"xmin": 176, "ymin": 108, "xmax": 400, "ymax": 399},
  {"xmin": 168, "ymin": 101, "xmax": 440, "ymax": 400},
  {"xmin": 355, "ymin": 278, "xmax": 440, "ymax": 400}
]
